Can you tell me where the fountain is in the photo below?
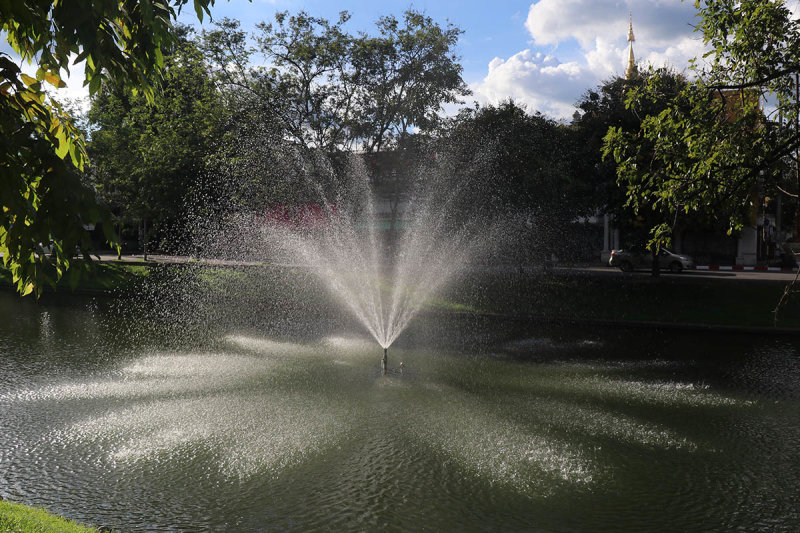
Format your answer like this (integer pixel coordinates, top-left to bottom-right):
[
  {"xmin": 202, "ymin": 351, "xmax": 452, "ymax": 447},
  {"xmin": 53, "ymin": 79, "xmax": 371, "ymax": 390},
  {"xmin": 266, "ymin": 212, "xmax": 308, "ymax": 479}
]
[
  {"xmin": 236, "ymin": 153, "xmax": 485, "ymax": 375},
  {"xmin": 1, "ymin": 150, "xmax": 798, "ymax": 533}
]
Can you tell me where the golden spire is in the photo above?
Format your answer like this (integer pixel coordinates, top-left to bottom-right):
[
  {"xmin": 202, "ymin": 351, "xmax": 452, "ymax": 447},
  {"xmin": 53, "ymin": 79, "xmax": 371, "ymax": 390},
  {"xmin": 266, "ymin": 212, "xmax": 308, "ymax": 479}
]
[{"xmin": 625, "ymin": 13, "xmax": 639, "ymax": 80}]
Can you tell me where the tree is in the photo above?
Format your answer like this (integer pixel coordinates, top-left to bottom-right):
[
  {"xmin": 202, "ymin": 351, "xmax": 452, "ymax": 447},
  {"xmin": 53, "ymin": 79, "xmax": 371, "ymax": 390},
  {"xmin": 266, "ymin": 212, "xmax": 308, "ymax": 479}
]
[
  {"xmin": 572, "ymin": 76, "xmax": 643, "ymax": 221},
  {"xmin": 350, "ymin": 11, "xmax": 469, "ymax": 153},
  {"xmin": 435, "ymin": 101, "xmax": 590, "ymax": 261},
  {"xmin": 1, "ymin": 0, "xmax": 218, "ymax": 295},
  {"xmin": 200, "ymin": 10, "xmax": 468, "ymax": 154},
  {"xmin": 87, "ymin": 28, "xmax": 226, "ymax": 257},
  {"xmin": 441, "ymin": 101, "xmax": 577, "ymax": 213},
  {"xmin": 603, "ymin": 1, "xmax": 800, "ymax": 255}
]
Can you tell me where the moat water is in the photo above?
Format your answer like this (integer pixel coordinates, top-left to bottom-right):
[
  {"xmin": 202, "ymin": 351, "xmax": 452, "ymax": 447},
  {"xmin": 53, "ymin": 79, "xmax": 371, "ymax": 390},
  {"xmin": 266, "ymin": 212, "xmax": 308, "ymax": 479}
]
[{"xmin": 0, "ymin": 292, "xmax": 798, "ymax": 532}]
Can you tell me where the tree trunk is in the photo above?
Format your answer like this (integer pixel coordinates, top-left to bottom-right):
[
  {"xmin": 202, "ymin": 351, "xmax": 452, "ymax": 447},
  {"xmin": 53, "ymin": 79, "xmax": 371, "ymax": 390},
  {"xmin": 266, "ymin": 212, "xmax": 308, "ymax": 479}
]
[
  {"xmin": 651, "ymin": 248, "xmax": 660, "ymax": 277},
  {"xmin": 142, "ymin": 218, "xmax": 148, "ymax": 261},
  {"xmin": 117, "ymin": 222, "xmax": 123, "ymax": 260}
]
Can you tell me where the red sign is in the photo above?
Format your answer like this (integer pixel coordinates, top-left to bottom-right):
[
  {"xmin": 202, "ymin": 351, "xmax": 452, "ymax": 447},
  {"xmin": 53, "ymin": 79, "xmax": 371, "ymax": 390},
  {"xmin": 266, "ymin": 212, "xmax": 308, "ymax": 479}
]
[{"xmin": 260, "ymin": 203, "xmax": 338, "ymax": 229}]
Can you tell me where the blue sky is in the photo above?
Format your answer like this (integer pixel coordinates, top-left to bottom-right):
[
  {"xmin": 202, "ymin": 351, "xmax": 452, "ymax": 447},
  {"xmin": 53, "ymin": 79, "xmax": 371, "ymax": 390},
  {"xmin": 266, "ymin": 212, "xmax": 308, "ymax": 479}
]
[
  {"xmin": 178, "ymin": 1, "xmax": 538, "ymax": 83},
  {"xmin": 187, "ymin": 0, "xmax": 706, "ymax": 119},
  {"xmin": 3, "ymin": 0, "xmax": 713, "ymax": 119}
]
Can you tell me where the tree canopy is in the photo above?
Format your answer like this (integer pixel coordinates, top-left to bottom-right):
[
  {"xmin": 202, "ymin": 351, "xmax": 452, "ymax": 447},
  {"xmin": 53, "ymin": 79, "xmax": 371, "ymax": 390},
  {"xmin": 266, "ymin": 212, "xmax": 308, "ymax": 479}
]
[
  {"xmin": 87, "ymin": 28, "xmax": 226, "ymax": 253},
  {"xmin": 1, "ymin": 0, "xmax": 219, "ymax": 295},
  {"xmin": 200, "ymin": 9, "xmax": 469, "ymax": 154},
  {"xmin": 604, "ymin": 0, "xmax": 800, "ymax": 251}
]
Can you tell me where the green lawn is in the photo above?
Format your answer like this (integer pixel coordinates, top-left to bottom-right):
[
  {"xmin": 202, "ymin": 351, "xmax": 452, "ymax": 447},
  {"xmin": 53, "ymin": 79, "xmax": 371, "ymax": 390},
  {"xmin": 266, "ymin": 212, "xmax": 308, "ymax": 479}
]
[
  {"xmin": 0, "ymin": 261, "xmax": 148, "ymax": 294},
  {"xmin": 4, "ymin": 260, "xmax": 799, "ymax": 330},
  {"xmin": 0, "ymin": 501, "xmax": 99, "ymax": 533},
  {"xmin": 436, "ymin": 270, "xmax": 800, "ymax": 329}
]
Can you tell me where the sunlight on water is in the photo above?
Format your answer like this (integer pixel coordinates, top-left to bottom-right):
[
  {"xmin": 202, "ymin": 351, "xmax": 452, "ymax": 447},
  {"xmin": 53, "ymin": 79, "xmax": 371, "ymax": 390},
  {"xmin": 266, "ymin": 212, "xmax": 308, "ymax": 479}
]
[
  {"xmin": 224, "ymin": 334, "xmax": 310, "ymax": 356},
  {"xmin": 57, "ymin": 393, "xmax": 354, "ymax": 479},
  {"xmin": 2, "ymin": 353, "xmax": 279, "ymax": 403},
  {"xmin": 1, "ymin": 334, "xmax": 758, "ymax": 497},
  {"xmin": 410, "ymin": 387, "xmax": 596, "ymax": 497},
  {"xmin": 321, "ymin": 335, "xmax": 375, "ymax": 352},
  {"xmin": 520, "ymin": 398, "xmax": 697, "ymax": 450},
  {"xmin": 572, "ymin": 377, "xmax": 755, "ymax": 408}
]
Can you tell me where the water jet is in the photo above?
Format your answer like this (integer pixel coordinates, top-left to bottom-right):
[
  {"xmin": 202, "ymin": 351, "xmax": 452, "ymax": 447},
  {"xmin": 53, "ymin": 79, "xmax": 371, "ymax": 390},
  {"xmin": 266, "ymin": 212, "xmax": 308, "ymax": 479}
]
[{"xmin": 252, "ymin": 156, "xmax": 481, "ymax": 372}]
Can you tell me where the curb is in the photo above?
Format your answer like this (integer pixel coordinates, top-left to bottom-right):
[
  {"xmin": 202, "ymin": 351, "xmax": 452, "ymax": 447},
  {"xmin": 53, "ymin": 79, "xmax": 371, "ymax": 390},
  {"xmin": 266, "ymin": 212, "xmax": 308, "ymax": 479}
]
[{"xmin": 693, "ymin": 265, "xmax": 798, "ymax": 272}]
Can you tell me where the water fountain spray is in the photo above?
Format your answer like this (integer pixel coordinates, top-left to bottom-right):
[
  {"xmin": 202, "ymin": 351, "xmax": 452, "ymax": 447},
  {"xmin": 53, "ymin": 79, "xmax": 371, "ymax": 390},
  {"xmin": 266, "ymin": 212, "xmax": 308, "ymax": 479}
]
[{"xmin": 255, "ymin": 155, "xmax": 480, "ymax": 374}]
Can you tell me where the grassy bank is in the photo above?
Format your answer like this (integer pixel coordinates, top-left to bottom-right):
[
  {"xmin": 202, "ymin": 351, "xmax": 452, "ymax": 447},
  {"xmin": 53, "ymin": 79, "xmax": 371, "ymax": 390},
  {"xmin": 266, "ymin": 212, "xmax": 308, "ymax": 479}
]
[
  {"xmin": 441, "ymin": 269, "xmax": 800, "ymax": 330},
  {"xmin": 0, "ymin": 501, "xmax": 99, "ymax": 533},
  {"xmin": 3, "ymin": 260, "xmax": 799, "ymax": 330},
  {"xmin": 0, "ymin": 262, "xmax": 148, "ymax": 294}
]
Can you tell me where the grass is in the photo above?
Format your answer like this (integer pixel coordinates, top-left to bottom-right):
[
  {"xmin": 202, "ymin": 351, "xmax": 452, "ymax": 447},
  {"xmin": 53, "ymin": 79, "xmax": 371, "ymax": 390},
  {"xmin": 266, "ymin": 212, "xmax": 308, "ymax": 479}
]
[
  {"xmin": 0, "ymin": 501, "xmax": 99, "ymax": 533},
  {"xmin": 0, "ymin": 261, "xmax": 148, "ymax": 294},
  {"xmin": 437, "ymin": 270, "xmax": 800, "ymax": 330},
  {"xmin": 4, "ymin": 258, "xmax": 799, "ymax": 330}
]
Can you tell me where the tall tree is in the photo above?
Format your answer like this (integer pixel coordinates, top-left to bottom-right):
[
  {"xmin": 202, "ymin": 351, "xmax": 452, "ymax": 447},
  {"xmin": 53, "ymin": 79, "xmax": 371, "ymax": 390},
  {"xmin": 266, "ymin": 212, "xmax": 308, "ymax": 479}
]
[
  {"xmin": 604, "ymin": 0, "xmax": 800, "ymax": 253},
  {"xmin": 435, "ymin": 101, "xmax": 587, "ymax": 260},
  {"xmin": 87, "ymin": 28, "xmax": 226, "ymax": 256},
  {"xmin": 572, "ymin": 76, "xmax": 642, "ymax": 221},
  {"xmin": 1, "ymin": 0, "xmax": 219, "ymax": 295},
  {"xmin": 200, "ymin": 10, "xmax": 468, "ymax": 154},
  {"xmin": 351, "ymin": 10, "xmax": 469, "ymax": 153}
]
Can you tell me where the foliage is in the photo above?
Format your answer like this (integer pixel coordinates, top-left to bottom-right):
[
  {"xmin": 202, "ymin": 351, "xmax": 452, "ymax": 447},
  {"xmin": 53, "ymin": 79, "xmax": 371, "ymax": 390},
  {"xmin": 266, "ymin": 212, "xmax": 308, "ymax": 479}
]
[
  {"xmin": 603, "ymin": 0, "xmax": 800, "ymax": 251},
  {"xmin": 434, "ymin": 101, "xmax": 596, "ymax": 261},
  {"xmin": 200, "ymin": 10, "xmax": 469, "ymax": 154},
  {"xmin": 441, "ymin": 101, "xmax": 580, "ymax": 217},
  {"xmin": 87, "ymin": 28, "xmax": 226, "ymax": 252},
  {"xmin": 1, "ymin": 0, "xmax": 219, "ymax": 295},
  {"xmin": 572, "ymin": 76, "xmax": 642, "ymax": 219},
  {"xmin": 350, "ymin": 11, "xmax": 469, "ymax": 152}
]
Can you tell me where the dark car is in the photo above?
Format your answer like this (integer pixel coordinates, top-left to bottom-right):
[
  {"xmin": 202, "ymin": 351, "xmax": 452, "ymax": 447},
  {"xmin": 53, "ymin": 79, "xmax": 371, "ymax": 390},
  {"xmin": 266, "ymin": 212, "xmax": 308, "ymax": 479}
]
[{"xmin": 609, "ymin": 246, "xmax": 695, "ymax": 273}]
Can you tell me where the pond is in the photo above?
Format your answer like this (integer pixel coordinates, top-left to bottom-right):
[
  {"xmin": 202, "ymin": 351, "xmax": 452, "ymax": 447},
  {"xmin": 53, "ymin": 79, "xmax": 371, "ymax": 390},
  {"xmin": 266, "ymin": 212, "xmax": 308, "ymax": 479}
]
[{"xmin": 1, "ymin": 291, "xmax": 798, "ymax": 532}]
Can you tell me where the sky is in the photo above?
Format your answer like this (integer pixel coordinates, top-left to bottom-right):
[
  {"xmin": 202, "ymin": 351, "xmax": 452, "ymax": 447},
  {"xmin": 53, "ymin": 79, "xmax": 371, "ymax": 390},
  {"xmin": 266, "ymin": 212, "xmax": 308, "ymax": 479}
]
[
  {"xmin": 2, "ymin": 0, "xmax": 721, "ymax": 120},
  {"xmin": 177, "ymin": 0, "xmax": 706, "ymax": 120}
]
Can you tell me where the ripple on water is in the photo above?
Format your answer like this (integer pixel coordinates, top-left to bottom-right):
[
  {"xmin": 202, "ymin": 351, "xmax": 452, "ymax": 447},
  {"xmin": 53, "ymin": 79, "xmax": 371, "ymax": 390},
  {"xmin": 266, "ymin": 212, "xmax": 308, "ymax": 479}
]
[
  {"xmin": 1, "ymin": 352, "xmax": 281, "ymax": 403},
  {"xmin": 518, "ymin": 397, "xmax": 698, "ymax": 451},
  {"xmin": 54, "ymin": 391, "xmax": 355, "ymax": 479},
  {"xmin": 407, "ymin": 387, "xmax": 596, "ymax": 498},
  {"xmin": 574, "ymin": 377, "xmax": 756, "ymax": 408}
]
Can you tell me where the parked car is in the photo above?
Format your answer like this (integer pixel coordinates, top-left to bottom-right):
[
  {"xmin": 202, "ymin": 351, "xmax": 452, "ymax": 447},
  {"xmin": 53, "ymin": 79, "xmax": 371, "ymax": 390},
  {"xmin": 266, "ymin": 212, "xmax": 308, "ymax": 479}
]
[{"xmin": 609, "ymin": 246, "xmax": 695, "ymax": 273}]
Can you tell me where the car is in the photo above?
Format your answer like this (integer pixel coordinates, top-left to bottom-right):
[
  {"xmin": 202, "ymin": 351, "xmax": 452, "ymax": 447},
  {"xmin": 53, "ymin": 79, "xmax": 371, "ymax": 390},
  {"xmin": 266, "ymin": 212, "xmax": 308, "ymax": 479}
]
[{"xmin": 609, "ymin": 246, "xmax": 695, "ymax": 273}]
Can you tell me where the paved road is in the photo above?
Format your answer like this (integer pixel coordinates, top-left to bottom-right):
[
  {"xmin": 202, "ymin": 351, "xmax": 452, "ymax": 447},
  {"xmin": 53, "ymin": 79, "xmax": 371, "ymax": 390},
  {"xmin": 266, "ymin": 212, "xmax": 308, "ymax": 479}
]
[{"xmin": 572, "ymin": 265, "xmax": 800, "ymax": 281}]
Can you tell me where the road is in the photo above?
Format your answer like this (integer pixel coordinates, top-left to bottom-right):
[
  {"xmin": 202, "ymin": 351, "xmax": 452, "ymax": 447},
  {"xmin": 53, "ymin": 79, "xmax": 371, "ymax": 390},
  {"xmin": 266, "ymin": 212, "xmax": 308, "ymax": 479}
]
[{"xmin": 571, "ymin": 265, "xmax": 800, "ymax": 281}]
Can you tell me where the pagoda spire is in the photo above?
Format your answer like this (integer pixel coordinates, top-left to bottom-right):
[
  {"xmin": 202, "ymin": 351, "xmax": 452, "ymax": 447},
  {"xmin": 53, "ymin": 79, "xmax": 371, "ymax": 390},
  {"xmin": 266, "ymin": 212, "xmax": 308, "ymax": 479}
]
[{"xmin": 625, "ymin": 13, "xmax": 639, "ymax": 80}]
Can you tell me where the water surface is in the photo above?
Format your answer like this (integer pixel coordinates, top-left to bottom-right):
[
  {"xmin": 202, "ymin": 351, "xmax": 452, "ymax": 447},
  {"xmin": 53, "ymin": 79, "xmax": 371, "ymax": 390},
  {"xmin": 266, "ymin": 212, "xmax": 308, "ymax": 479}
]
[{"xmin": 1, "ymin": 292, "xmax": 798, "ymax": 532}]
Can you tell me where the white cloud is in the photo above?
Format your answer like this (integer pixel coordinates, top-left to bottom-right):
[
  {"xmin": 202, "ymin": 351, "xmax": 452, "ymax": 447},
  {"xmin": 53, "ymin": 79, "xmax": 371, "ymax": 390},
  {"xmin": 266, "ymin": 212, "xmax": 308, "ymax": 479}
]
[
  {"xmin": 473, "ymin": 0, "xmax": 704, "ymax": 119},
  {"xmin": 526, "ymin": 0, "xmax": 698, "ymax": 49},
  {"xmin": 471, "ymin": 50, "xmax": 595, "ymax": 119}
]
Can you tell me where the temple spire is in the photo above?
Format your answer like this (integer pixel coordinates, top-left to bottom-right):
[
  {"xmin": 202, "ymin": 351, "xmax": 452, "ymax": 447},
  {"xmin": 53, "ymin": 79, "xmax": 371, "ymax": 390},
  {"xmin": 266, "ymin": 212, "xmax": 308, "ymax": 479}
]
[{"xmin": 625, "ymin": 13, "xmax": 638, "ymax": 80}]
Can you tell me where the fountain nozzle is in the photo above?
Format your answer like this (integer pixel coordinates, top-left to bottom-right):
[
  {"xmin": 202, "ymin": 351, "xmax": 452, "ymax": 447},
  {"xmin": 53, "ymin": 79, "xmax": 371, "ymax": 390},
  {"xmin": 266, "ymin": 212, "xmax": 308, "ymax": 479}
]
[{"xmin": 381, "ymin": 347, "xmax": 388, "ymax": 376}]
